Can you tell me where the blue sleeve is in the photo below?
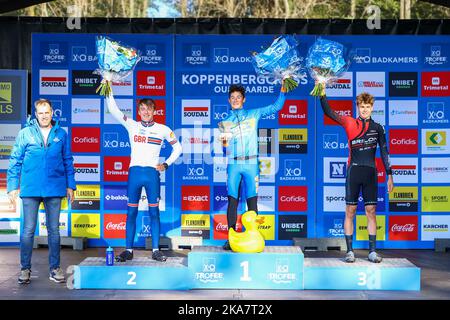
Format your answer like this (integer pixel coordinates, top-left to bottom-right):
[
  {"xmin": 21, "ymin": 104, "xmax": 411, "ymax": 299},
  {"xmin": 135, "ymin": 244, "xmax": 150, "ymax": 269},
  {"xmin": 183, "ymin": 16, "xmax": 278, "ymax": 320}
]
[
  {"xmin": 61, "ymin": 131, "xmax": 77, "ymax": 191},
  {"xmin": 7, "ymin": 130, "xmax": 26, "ymax": 192},
  {"xmin": 252, "ymin": 91, "xmax": 286, "ymax": 120}
]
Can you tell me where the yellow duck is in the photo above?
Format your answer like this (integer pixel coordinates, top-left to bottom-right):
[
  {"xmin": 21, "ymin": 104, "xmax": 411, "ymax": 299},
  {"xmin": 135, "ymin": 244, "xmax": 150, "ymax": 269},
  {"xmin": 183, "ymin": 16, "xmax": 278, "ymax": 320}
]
[{"xmin": 229, "ymin": 210, "xmax": 265, "ymax": 253}]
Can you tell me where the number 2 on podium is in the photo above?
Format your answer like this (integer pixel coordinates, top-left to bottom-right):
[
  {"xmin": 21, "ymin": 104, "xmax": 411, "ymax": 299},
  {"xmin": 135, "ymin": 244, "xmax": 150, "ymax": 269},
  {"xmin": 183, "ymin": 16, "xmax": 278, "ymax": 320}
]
[{"xmin": 240, "ymin": 261, "xmax": 252, "ymax": 282}]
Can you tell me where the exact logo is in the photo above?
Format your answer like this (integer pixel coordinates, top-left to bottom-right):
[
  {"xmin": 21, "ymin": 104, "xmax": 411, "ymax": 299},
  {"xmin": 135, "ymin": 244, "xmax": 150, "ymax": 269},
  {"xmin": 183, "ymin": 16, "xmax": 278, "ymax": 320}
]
[
  {"xmin": 323, "ymin": 100, "xmax": 353, "ymax": 125},
  {"xmin": 182, "ymin": 186, "xmax": 210, "ymax": 211}
]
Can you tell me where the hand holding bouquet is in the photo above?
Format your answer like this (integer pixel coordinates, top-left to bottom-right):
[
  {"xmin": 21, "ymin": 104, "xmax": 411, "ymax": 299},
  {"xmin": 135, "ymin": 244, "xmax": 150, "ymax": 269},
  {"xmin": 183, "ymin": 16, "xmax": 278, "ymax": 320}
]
[
  {"xmin": 94, "ymin": 36, "xmax": 140, "ymax": 96},
  {"xmin": 251, "ymin": 35, "xmax": 304, "ymax": 92},
  {"xmin": 306, "ymin": 38, "xmax": 351, "ymax": 96}
]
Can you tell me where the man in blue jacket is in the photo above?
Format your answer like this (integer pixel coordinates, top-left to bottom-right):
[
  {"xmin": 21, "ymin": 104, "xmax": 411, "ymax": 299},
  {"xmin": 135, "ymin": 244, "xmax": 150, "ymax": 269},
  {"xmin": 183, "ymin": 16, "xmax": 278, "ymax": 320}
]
[{"xmin": 7, "ymin": 99, "xmax": 76, "ymax": 284}]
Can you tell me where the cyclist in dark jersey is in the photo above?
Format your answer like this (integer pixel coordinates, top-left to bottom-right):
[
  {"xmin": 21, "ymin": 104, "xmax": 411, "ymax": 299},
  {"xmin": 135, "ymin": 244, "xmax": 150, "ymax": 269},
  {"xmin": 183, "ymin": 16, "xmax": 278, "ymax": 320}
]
[{"xmin": 320, "ymin": 86, "xmax": 394, "ymax": 263}]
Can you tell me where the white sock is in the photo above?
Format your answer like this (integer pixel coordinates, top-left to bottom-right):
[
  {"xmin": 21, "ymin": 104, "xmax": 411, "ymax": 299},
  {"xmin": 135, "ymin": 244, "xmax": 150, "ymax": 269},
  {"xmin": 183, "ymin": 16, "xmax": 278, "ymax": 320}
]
[
  {"xmin": 152, "ymin": 249, "xmax": 158, "ymax": 252},
  {"xmin": 126, "ymin": 249, "xmax": 133, "ymax": 253}
]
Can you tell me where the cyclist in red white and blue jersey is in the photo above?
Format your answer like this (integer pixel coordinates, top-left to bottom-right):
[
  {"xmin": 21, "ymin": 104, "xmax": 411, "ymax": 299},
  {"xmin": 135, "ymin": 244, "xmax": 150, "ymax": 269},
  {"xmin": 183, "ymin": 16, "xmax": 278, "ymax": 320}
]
[
  {"xmin": 320, "ymin": 87, "xmax": 394, "ymax": 263},
  {"xmin": 106, "ymin": 91, "xmax": 182, "ymax": 262}
]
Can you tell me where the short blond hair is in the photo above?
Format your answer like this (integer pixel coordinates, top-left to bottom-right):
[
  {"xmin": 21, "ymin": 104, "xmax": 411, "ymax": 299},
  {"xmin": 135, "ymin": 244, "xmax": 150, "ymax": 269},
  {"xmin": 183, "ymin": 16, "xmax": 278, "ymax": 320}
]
[
  {"xmin": 356, "ymin": 92, "xmax": 374, "ymax": 106},
  {"xmin": 34, "ymin": 98, "xmax": 52, "ymax": 110}
]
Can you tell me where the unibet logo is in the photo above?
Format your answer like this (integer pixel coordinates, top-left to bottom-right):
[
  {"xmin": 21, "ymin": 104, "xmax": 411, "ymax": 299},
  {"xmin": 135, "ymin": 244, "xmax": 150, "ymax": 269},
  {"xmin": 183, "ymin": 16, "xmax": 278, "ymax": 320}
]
[
  {"xmin": 0, "ymin": 82, "xmax": 12, "ymax": 103},
  {"xmin": 427, "ymin": 132, "xmax": 446, "ymax": 146}
]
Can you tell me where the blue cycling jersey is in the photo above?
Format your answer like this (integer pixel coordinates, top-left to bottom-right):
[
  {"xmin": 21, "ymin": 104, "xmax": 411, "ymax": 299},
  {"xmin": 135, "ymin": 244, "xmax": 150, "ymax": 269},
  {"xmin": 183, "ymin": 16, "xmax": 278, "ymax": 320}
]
[{"xmin": 219, "ymin": 92, "xmax": 285, "ymax": 160}]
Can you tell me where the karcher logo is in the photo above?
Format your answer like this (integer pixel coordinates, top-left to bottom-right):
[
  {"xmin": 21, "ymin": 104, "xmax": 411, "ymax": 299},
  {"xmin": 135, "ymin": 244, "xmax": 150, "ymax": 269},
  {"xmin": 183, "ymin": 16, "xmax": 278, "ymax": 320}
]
[{"xmin": 0, "ymin": 82, "xmax": 12, "ymax": 103}]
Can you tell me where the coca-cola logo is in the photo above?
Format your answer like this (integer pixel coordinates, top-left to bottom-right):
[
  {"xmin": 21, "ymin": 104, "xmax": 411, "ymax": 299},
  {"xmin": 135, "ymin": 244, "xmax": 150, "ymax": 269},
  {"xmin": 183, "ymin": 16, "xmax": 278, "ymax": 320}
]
[
  {"xmin": 106, "ymin": 221, "xmax": 126, "ymax": 231},
  {"xmin": 391, "ymin": 223, "xmax": 415, "ymax": 232}
]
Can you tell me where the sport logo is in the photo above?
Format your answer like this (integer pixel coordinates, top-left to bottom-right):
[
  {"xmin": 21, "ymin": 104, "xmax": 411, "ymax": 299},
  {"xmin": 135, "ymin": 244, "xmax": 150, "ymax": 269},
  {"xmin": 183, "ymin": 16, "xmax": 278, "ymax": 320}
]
[{"xmin": 325, "ymin": 72, "xmax": 353, "ymax": 97}]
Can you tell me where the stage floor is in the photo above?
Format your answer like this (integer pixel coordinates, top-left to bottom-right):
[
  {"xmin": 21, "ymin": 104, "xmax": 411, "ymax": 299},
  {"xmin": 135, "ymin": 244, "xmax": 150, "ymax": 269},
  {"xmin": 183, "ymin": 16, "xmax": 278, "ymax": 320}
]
[{"xmin": 0, "ymin": 247, "xmax": 448, "ymax": 300}]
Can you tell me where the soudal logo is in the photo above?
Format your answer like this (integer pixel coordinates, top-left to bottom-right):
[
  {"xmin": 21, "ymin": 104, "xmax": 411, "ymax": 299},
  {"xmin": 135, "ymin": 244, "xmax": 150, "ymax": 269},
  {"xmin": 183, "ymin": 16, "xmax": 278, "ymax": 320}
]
[
  {"xmin": 323, "ymin": 100, "xmax": 353, "ymax": 125},
  {"xmin": 392, "ymin": 165, "xmax": 417, "ymax": 175},
  {"xmin": 389, "ymin": 129, "xmax": 418, "ymax": 154},
  {"xmin": 278, "ymin": 186, "xmax": 307, "ymax": 212},
  {"xmin": 389, "ymin": 215, "xmax": 418, "ymax": 241},
  {"xmin": 181, "ymin": 186, "xmax": 210, "ymax": 211},
  {"xmin": 136, "ymin": 71, "xmax": 166, "ymax": 96},
  {"xmin": 74, "ymin": 163, "xmax": 99, "ymax": 174},
  {"xmin": 327, "ymin": 78, "xmax": 351, "ymax": 89},
  {"xmin": 325, "ymin": 72, "xmax": 353, "ymax": 97},
  {"xmin": 103, "ymin": 214, "xmax": 127, "ymax": 239},
  {"xmin": 103, "ymin": 156, "xmax": 130, "ymax": 182},
  {"xmin": 181, "ymin": 99, "xmax": 211, "ymax": 125},
  {"xmin": 279, "ymin": 100, "xmax": 307, "ymax": 125},
  {"xmin": 39, "ymin": 70, "xmax": 68, "ymax": 95},
  {"xmin": 421, "ymin": 72, "xmax": 450, "ymax": 97},
  {"xmin": 71, "ymin": 127, "xmax": 100, "ymax": 153},
  {"xmin": 390, "ymin": 158, "xmax": 418, "ymax": 184}
]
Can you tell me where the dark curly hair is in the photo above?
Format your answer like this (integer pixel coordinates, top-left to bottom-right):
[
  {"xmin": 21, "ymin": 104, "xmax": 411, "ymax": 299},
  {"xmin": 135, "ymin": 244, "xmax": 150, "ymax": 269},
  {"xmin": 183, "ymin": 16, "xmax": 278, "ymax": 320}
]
[{"xmin": 228, "ymin": 84, "xmax": 245, "ymax": 98}]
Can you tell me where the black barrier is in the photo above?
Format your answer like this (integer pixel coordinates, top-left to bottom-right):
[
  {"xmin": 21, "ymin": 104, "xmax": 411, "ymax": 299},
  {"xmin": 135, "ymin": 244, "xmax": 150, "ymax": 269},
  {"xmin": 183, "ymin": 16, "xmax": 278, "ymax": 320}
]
[{"xmin": 0, "ymin": 17, "xmax": 449, "ymax": 72}]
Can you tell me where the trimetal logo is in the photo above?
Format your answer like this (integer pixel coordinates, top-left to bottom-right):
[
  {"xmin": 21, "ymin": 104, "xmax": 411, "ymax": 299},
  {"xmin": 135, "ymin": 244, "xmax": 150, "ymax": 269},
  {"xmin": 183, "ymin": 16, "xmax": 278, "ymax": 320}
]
[
  {"xmin": 421, "ymin": 72, "xmax": 450, "ymax": 97},
  {"xmin": 136, "ymin": 71, "xmax": 166, "ymax": 96}
]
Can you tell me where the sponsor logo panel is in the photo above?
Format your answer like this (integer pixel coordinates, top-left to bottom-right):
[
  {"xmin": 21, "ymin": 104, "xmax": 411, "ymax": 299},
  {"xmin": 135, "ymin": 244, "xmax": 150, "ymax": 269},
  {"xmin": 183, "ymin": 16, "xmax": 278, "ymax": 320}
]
[
  {"xmin": 421, "ymin": 215, "xmax": 450, "ymax": 240},
  {"xmin": 323, "ymin": 157, "xmax": 347, "ymax": 183},
  {"xmin": 181, "ymin": 214, "xmax": 210, "ymax": 239},
  {"xmin": 181, "ymin": 186, "xmax": 210, "ymax": 212},
  {"xmin": 422, "ymin": 43, "xmax": 449, "ymax": 68},
  {"xmin": 278, "ymin": 215, "xmax": 307, "ymax": 240},
  {"xmin": 39, "ymin": 69, "xmax": 68, "ymax": 95},
  {"xmin": 388, "ymin": 100, "xmax": 418, "ymax": 126},
  {"xmin": 71, "ymin": 98, "xmax": 101, "ymax": 124},
  {"xmin": 0, "ymin": 124, "xmax": 20, "ymax": 169},
  {"xmin": 103, "ymin": 185, "xmax": 128, "ymax": 210},
  {"xmin": 0, "ymin": 221, "xmax": 20, "ymax": 242},
  {"xmin": 0, "ymin": 77, "xmax": 24, "ymax": 121},
  {"xmin": 356, "ymin": 72, "xmax": 386, "ymax": 97},
  {"xmin": 388, "ymin": 215, "xmax": 418, "ymax": 241},
  {"xmin": 422, "ymin": 101, "xmax": 449, "ymax": 125},
  {"xmin": 71, "ymin": 70, "xmax": 101, "ymax": 95},
  {"xmin": 104, "ymin": 99, "xmax": 133, "ymax": 124},
  {"xmin": 255, "ymin": 215, "xmax": 275, "ymax": 240},
  {"xmin": 325, "ymin": 72, "xmax": 353, "ymax": 97},
  {"xmin": 356, "ymin": 215, "xmax": 386, "ymax": 241},
  {"xmin": 103, "ymin": 156, "xmax": 130, "ymax": 182},
  {"xmin": 323, "ymin": 100, "xmax": 353, "ymax": 126},
  {"xmin": 71, "ymin": 127, "xmax": 101, "ymax": 153},
  {"xmin": 71, "ymin": 213, "xmax": 100, "ymax": 239},
  {"xmin": 278, "ymin": 186, "xmax": 307, "ymax": 212},
  {"xmin": 181, "ymin": 99, "xmax": 210, "ymax": 125},
  {"xmin": 421, "ymin": 158, "xmax": 450, "ymax": 183},
  {"xmin": 389, "ymin": 186, "xmax": 418, "ymax": 212},
  {"xmin": 278, "ymin": 128, "xmax": 307, "ymax": 154},
  {"xmin": 388, "ymin": 72, "xmax": 418, "ymax": 97},
  {"xmin": 323, "ymin": 186, "xmax": 346, "ymax": 212},
  {"xmin": 389, "ymin": 129, "xmax": 418, "ymax": 154},
  {"xmin": 421, "ymin": 71, "xmax": 450, "ymax": 97},
  {"xmin": 390, "ymin": 157, "xmax": 418, "ymax": 184},
  {"xmin": 278, "ymin": 100, "xmax": 308, "ymax": 125},
  {"xmin": 421, "ymin": 129, "xmax": 450, "ymax": 154},
  {"xmin": 422, "ymin": 186, "xmax": 450, "ymax": 212},
  {"xmin": 103, "ymin": 214, "xmax": 127, "ymax": 239},
  {"xmin": 73, "ymin": 156, "xmax": 101, "ymax": 182},
  {"xmin": 72, "ymin": 185, "xmax": 100, "ymax": 210},
  {"xmin": 136, "ymin": 70, "xmax": 166, "ymax": 96},
  {"xmin": 213, "ymin": 214, "xmax": 242, "ymax": 240}
]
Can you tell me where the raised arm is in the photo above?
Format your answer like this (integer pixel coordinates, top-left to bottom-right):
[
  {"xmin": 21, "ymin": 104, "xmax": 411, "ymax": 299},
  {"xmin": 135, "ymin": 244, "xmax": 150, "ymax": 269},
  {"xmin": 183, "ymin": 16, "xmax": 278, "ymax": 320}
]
[
  {"xmin": 105, "ymin": 92, "xmax": 133, "ymax": 129},
  {"xmin": 320, "ymin": 95, "xmax": 347, "ymax": 126},
  {"xmin": 253, "ymin": 87, "xmax": 286, "ymax": 119}
]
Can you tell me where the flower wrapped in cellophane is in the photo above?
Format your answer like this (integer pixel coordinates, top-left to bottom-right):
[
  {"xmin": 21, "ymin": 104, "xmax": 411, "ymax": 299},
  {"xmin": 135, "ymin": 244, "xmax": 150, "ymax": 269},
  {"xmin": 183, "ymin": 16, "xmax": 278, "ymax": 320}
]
[
  {"xmin": 94, "ymin": 36, "xmax": 140, "ymax": 96},
  {"xmin": 306, "ymin": 38, "xmax": 351, "ymax": 96},
  {"xmin": 251, "ymin": 35, "xmax": 304, "ymax": 92}
]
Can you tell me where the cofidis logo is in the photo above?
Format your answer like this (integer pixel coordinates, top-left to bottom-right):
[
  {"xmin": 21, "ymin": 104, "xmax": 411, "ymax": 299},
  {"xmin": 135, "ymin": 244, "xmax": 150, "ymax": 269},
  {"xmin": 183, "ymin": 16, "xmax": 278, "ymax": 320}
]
[{"xmin": 389, "ymin": 129, "xmax": 418, "ymax": 154}]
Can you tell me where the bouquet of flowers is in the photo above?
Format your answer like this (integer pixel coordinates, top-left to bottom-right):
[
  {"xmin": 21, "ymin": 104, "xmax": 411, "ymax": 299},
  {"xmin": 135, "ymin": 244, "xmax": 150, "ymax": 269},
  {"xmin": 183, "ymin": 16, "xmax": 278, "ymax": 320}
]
[
  {"xmin": 306, "ymin": 38, "xmax": 351, "ymax": 96},
  {"xmin": 94, "ymin": 36, "xmax": 140, "ymax": 96},
  {"xmin": 251, "ymin": 35, "xmax": 304, "ymax": 92}
]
